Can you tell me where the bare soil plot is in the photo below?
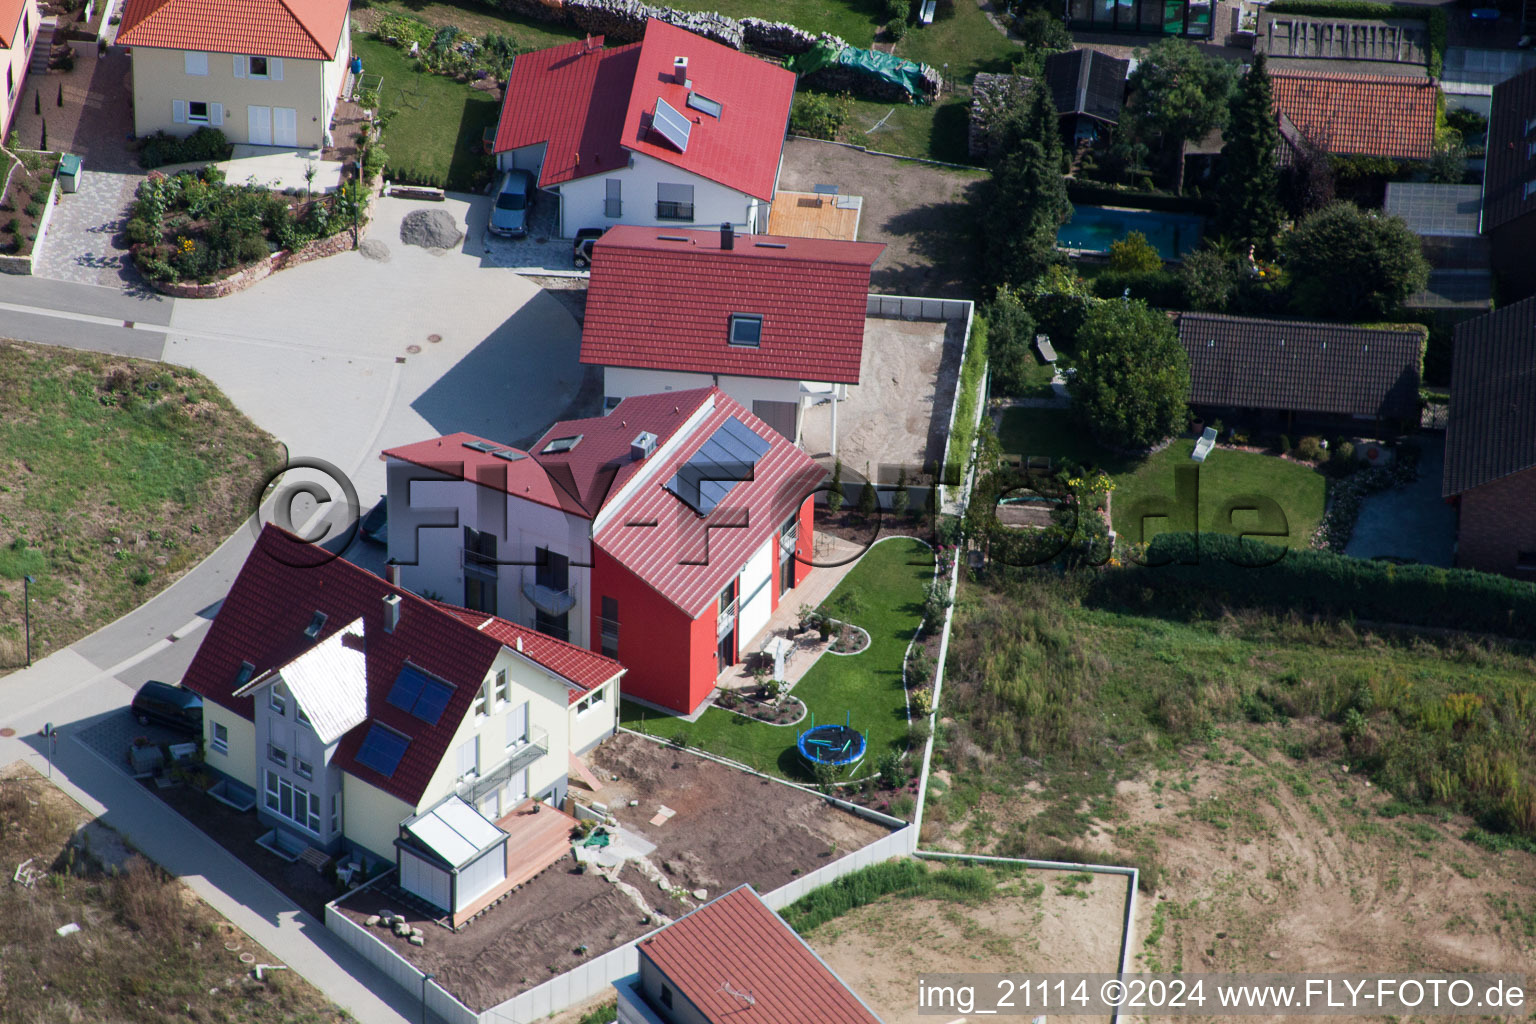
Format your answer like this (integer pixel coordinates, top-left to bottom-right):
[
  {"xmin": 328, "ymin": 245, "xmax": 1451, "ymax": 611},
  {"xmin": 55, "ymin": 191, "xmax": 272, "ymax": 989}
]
[
  {"xmin": 338, "ymin": 732, "xmax": 894, "ymax": 1012},
  {"xmin": 0, "ymin": 760, "xmax": 347, "ymax": 1024},
  {"xmin": 590, "ymin": 732, "xmax": 893, "ymax": 893},
  {"xmin": 805, "ymin": 865, "xmax": 1124, "ymax": 1024},
  {"xmin": 776, "ymin": 138, "xmax": 986, "ymax": 300}
]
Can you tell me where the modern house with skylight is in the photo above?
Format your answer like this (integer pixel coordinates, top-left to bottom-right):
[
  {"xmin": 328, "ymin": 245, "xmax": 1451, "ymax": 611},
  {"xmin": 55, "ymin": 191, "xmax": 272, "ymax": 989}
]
[
  {"xmin": 490, "ymin": 19, "xmax": 796, "ymax": 236},
  {"xmin": 384, "ymin": 387, "xmax": 824, "ymax": 715},
  {"xmin": 580, "ymin": 225, "xmax": 885, "ymax": 449},
  {"xmin": 180, "ymin": 524, "xmax": 624, "ymax": 925}
]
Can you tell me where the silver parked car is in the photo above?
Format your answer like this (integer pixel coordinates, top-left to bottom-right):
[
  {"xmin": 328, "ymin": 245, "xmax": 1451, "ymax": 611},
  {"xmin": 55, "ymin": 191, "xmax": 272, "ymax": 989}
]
[{"xmin": 489, "ymin": 169, "xmax": 534, "ymax": 238}]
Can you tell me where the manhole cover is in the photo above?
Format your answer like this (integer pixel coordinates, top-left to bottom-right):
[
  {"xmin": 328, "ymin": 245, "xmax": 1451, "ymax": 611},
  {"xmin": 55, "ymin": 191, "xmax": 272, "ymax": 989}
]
[
  {"xmin": 0, "ymin": 728, "xmax": 14, "ymax": 738},
  {"xmin": 406, "ymin": 344, "xmax": 422, "ymax": 354},
  {"xmin": 427, "ymin": 333, "xmax": 442, "ymax": 343}
]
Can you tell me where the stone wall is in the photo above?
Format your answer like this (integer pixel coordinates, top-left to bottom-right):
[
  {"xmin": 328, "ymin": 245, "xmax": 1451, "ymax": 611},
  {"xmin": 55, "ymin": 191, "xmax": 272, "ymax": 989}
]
[
  {"xmin": 149, "ymin": 191, "xmax": 378, "ymax": 299},
  {"xmin": 563, "ymin": 0, "xmax": 743, "ymax": 46},
  {"xmin": 740, "ymin": 17, "xmax": 843, "ymax": 56}
]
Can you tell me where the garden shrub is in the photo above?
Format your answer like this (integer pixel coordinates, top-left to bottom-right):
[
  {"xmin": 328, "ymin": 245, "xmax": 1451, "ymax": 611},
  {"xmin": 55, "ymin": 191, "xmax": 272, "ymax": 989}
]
[
  {"xmin": 789, "ymin": 91, "xmax": 853, "ymax": 141},
  {"xmin": 1294, "ymin": 435, "xmax": 1323, "ymax": 461},
  {"xmin": 137, "ymin": 127, "xmax": 234, "ymax": 170},
  {"xmin": 886, "ymin": 16, "xmax": 907, "ymax": 38},
  {"xmin": 1089, "ymin": 267, "xmax": 1186, "ymax": 308},
  {"xmin": 1107, "ymin": 231, "xmax": 1162, "ymax": 274},
  {"xmin": 378, "ymin": 12, "xmax": 434, "ymax": 48}
]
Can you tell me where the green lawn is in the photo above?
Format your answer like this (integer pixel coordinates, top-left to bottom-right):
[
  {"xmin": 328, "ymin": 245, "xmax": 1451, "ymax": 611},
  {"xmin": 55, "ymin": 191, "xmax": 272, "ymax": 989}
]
[
  {"xmin": 364, "ymin": 0, "xmax": 583, "ymax": 50},
  {"xmin": 997, "ymin": 407, "xmax": 1326, "ymax": 549},
  {"xmin": 353, "ymin": 33, "xmax": 500, "ymax": 190},
  {"xmin": 620, "ymin": 537, "xmax": 936, "ymax": 778},
  {"xmin": 0, "ymin": 341, "xmax": 283, "ymax": 670}
]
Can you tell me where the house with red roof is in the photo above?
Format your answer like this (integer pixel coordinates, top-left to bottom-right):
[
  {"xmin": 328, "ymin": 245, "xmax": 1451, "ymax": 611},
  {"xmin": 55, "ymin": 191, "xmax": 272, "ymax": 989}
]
[
  {"xmin": 0, "ymin": 0, "xmax": 39, "ymax": 142},
  {"xmin": 1269, "ymin": 70, "xmax": 1436, "ymax": 163},
  {"xmin": 616, "ymin": 884, "xmax": 884, "ymax": 1024},
  {"xmin": 492, "ymin": 19, "xmax": 795, "ymax": 237},
  {"xmin": 118, "ymin": 0, "xmax": 351, "ymax": 149},
  {"xmin": 384, "ymin": 387, "xmax": 824, "ymax": 715},
  {"xmin": 181, "ymin": 524, "xmax": 624, "ymax": 923},
  {"xmin": 582, "ymin": 224, "xmax": 885, "ymax": 447}
]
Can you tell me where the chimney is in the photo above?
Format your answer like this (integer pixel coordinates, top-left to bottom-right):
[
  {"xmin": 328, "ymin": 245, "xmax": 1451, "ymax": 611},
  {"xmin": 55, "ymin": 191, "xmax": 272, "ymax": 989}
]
[
  {"xmin": 631, "ymin": 431, "xmax": 658, "ymax": 461},
  {"xmin": 382, "ymin": 593, "xmax": 401, "ymax": 634},
  {"xmin": 516, "ymin": 636, "xmax": 524, "ymax": 653},
  {"xmin": 673, "ymin": 56, "xmax": 688, "ymax": 85},
  {"xmin": 720, "ymin": 222, "xmax": 734, "ymax": 251},
  {"xmin": 385, "ymin": 562, "xmax": 401, "ymax": 587}
]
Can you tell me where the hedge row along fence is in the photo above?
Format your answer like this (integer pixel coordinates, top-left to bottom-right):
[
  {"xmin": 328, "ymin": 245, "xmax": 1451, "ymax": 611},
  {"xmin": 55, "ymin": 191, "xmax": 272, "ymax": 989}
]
[
  {"xmin": 1094, "ymin": 532, "xmax": 1536, "ymax": 642},
  {"xmin": 1265, "ymin": 0, "xmax": 1448, "ymax": 78}
]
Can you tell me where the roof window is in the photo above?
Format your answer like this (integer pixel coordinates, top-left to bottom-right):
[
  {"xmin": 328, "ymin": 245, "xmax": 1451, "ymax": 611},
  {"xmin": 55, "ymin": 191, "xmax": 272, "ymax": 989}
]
[
  {"xmin": 729, "ymin": 314, "xmax": 763, "ymax": 348},
  {"xmin": 540, "ymin": 435, "xmax": 583, "ymax": 454},
  {"xmin": 687, "ymin": 92, "xmax": 722, "ymax": 118}
]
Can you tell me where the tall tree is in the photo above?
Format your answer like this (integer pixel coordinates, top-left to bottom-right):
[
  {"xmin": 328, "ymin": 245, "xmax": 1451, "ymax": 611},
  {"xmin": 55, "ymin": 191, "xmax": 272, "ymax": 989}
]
[
  {"xmin": 1283, "ymin": 202, "xmax": 1429, "ymax": 319},
  {"xmin": 980, "ymin": 85, "xmax": 1072, "ymax": 289},
  {"xmin": 1217, "ymin": 52, "xmax": 1282, "ymax": 256},
  {"xmin": 1123, "ymin": 38, "xmax": 1237, "ymax": 194},
  {"xmin": 1067, "ymin": 298, "xmax": 1190, "ymax": 448}
]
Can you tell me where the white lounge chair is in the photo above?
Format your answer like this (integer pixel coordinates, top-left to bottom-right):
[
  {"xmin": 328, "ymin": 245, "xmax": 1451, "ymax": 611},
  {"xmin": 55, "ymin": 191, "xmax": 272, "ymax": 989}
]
[
  {"xmin": 920, "ymin": 0, "xmax": 936, "ymax": 23},
  {"xmin": 1191, "ymin": 426, "xmax": 1217, "ymax": 462}
]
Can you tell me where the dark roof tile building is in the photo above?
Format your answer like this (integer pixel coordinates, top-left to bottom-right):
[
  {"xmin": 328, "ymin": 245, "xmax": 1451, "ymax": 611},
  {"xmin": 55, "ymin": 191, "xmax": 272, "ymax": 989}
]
[{"xmin": 1481, "ymin": 65, "xmax": 1536, "ymax": 302}]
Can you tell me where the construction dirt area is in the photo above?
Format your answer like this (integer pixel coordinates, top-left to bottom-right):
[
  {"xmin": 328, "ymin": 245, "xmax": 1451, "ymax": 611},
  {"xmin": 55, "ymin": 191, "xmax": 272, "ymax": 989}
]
[
  {"xmin": 777, "ymin": 138, "xmax": 986, "ymax": 299},
  {"xmin": 806, "ymin": 866, "xmax": 1126, "ymax": 1024},
  {"xmin": 800, "ymin": 317, "xmax": 964, "ymax": 482},
  {"xmin": 930, "ymin": 733, "xmax": 1536, "ymax": 996},
  {"xmin": 337, "ymin": 733, "xmax": 894, "ymax": 1012}
]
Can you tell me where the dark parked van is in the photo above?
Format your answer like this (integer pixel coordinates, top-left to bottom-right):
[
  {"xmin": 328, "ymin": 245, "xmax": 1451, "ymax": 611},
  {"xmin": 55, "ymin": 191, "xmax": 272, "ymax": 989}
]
[{"xmin": 131, "ymin": 680, "xmax": 203, "ymax": 736}]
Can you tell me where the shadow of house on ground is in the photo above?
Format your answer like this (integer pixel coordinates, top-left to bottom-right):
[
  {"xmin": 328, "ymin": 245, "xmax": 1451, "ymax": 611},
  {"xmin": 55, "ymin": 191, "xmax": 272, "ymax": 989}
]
[{"xmin": 868, "ymin": 193, "xmax": 984, "ymax": 299}]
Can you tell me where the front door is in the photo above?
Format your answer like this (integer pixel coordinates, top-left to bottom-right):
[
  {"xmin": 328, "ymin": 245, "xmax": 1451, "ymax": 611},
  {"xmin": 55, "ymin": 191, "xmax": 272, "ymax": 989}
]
[
  {"xmin": 248, "ymin": 105, "xmax": 273, "ymax": 145},
  {"xmin": 273, "ymin": 107, "xmax": 298, "ymax": 147}
]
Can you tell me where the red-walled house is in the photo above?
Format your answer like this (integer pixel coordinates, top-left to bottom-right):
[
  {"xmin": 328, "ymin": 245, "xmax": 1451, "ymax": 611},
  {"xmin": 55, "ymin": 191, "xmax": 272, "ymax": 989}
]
[{"xmin": 384, "ymin": 388, "xmax": 825, "ymax": 715}]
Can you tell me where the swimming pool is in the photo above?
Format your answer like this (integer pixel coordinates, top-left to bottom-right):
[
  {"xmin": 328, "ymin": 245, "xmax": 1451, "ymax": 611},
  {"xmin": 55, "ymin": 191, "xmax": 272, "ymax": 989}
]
[{"xmin": 1057, "ymin": 205, "xmax": 1205, "ymax": 261}]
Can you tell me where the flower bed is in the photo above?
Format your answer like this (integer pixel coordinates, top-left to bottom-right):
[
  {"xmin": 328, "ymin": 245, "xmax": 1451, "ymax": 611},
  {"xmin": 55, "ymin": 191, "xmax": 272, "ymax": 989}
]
[
  {"xmin": 0, "ymin": 150, "xmax": 62, "ymax": 257},
  {"xmin": 1311, "ymin": 445, "xmax": 1420, "ymax": 552},
  {"xmin": 127, "ymin": 166, "xmax": 365, "ymax": 286},
  {"xmin": 716, "ymin": 691, "xmax": 807, "ymax": 725}
]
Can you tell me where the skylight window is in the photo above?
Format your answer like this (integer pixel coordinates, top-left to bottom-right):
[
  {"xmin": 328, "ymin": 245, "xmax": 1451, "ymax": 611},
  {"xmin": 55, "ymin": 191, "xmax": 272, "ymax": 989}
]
[
  {"xmin": 491, "ymin": 448, "xmax": 526, "ymax": 462},
  {"xmin": 651, "ymin": 98, "xmax": 692, "ymax": 152},
  {"xmin": 729, "ymin": 314, "xmax": 763, "ymax": 348},
  {"xmin": 234, "ymin": 661, "xmax": 255, "ymax": 687},
  {"xmin": 386, "ymin": 664, "xmax": 455, "ymax": 725},
  {"xmin": 304, "ymin": 611, "xmax": 328, "ymax": 639},
  {"xmin": 540, "ymin": 435, "xmax": 582, "ymax": 454},
  {"xmin": 355, "ymin": 723, "xmax": 410, "ymax": 777},
  {"xmin": 463, "ymin": 440, "xmax": 500, "ymax": 453},
  {"xmin": 687, "ymin": 92, "xmax": 722, "ymax": 118}
]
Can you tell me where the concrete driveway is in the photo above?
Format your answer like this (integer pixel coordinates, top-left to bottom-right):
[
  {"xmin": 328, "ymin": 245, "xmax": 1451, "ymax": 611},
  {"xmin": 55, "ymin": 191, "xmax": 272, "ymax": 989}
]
[{"xmin": 164, "ymin": 191, "xmax": 588, "ymax": 500}]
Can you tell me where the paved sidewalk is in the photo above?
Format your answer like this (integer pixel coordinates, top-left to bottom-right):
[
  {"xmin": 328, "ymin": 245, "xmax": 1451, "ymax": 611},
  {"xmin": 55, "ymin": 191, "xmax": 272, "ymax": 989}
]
[{"xmin": 0, "ymin": 650, "xmax": 428, "ymax": 1024}]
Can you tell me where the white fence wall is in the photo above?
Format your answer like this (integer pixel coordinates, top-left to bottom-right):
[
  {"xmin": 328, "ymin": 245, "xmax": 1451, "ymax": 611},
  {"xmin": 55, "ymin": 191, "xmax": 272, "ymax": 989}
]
[
  {"xmin": 866, "ymin": 294, "xmax": 973, "ymax": 323},
  {"xmin": 758, "ymin": 824, "xmax": 915, "ymax": 911},
  {"xmin": 482, "ymin": 943, "xmax": 641, "ymax": 1023},
  {"xmin": 325, "ymin": 901, "xmax": 480, "ymax": 1024}
]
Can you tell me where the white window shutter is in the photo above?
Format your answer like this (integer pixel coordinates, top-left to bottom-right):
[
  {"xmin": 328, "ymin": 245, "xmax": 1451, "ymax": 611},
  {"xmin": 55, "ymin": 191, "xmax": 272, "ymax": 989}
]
[
  {"xmin": 210, "ymin": 102, "xmax": 223, "ymax": 127},
  {"xmin": 172, "ymin": 99, "xmax": 187, "ymax": 124},
  {"xmin": 270, "ymin": 57, "xmax": 283, "ymax": 81},
  {"xmin": 233, "ymin": 55, "xmax": 246, "ymax": 78}
]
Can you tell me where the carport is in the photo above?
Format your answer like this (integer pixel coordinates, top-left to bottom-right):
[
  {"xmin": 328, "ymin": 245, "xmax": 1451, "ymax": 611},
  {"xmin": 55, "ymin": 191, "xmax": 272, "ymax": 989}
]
[{"xmin": 395, "ymin": 796, "xmax": 508, "ymax": 916}]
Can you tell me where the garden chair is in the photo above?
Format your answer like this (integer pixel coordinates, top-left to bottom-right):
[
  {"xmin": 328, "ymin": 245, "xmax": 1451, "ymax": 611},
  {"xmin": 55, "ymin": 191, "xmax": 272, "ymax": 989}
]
[{"xmin": 1191, "ymin": 426, "xmax": 1218, "ymax": 463}]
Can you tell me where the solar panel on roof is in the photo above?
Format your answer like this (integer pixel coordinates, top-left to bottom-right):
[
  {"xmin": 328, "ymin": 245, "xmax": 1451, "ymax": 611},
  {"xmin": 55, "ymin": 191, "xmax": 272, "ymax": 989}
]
[
  {"xmin": 356, "ymin": 723, "xmax": 410, "ymax": 777},
  {"xmin": 651, "ymin": 98, "xmax": 692, "ymax": 152},
  {"xmin": 386, "ymin": 664, "xmax": 455, "ymax": 725},
  {"xmin": 666, "ymin": 416, "xmax": 771, "ymax": 515}
]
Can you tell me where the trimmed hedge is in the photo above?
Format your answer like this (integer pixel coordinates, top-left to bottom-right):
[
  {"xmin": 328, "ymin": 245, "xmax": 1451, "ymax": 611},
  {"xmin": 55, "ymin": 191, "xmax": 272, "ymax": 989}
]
[
  {"xmin": 1102, "ymin": 532, "xmax": 1536, "ymax": 641},
  {"xmin": 138, "ymin": 127, "xmax": 234, "ymax": 170}
]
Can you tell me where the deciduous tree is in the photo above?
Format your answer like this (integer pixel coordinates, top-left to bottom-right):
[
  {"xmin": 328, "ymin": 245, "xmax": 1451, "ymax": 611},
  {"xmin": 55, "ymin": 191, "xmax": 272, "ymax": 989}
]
[
  {"xmin": 1123, "ymin": 39, "xmax": 1237, "ymax": 194},
  {"xmin": 1283, "ymin": 202, "xmax": 1429, "ymax": 319},
  {"xmin": 1067, "ymin": 298, "xmax": 1189, "ymax": 448}
]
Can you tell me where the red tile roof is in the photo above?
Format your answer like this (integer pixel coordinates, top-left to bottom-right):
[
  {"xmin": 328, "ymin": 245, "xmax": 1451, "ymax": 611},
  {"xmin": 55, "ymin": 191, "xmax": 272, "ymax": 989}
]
[
  {"xmin": 621, "ymin": 20, "xmax": 795, "ymax": 200},
  {"xmin": 491, "ymin": 36, "xmax": 642, "ymax": 190},
  {"xmin": 639, "ymin": 886, "xmax": 883, "ymax": 1024},
  {"xmin": 433, "ymin": 602, "xmax": 624, "ymax": 703},
  {"xmin": 1270, "ymin": 70, "xmax": 1435, "ymax": 160},
  {"xmin": 0, "ymin": 0, "xmax": 30, "ymax": 48},
  {"xmin": 117, "ymin": 0, "xmax": 347, "ymax": 60},
  {"xmin": 595, "ymin": 390, "xmax": 824, "ymax": 616},
  {"xmin": 383, "ymin": 390, "xmax": 710, "ymax": 520},
  {"xmin": 181, "ymin": 525, "xmax": 623, "ymax": 805},
  {"xmin": 493, "ymin": 20, "xmax": 795, "ymax": 199},
  {"xmin": 581, "ymin": 227, "xmax": 884, "ymax": 385}
]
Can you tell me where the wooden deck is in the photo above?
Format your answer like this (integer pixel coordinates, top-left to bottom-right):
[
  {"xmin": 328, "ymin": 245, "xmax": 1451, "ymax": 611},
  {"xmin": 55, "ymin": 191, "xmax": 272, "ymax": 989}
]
[
  {"xmin": 451, "ymin": 799, "xmax": 577, "ymax": 928},
  {"xmin": 767, "ymin": 191, "xmax": 863, "ymax": 241}
]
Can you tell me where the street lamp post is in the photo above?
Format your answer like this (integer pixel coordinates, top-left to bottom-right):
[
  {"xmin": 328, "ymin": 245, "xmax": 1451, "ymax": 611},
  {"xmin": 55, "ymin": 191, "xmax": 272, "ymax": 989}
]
[
  {"xmin": 23, "ymin": 574, "xmax": 35, "ymax": 667},
  {"xmin": 421, "ymin": 972, "xmax": 435, "ymax": 1024}
]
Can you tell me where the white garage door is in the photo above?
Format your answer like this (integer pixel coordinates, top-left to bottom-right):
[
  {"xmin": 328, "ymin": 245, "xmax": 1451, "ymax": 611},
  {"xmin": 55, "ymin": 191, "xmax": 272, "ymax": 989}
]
[
  {"xmin": 736, "ymin": 540, "xmax": 774, "ymax": 647},
  {"xmin": 398, "ymin": 848, "xmax": 451, "ymax": 912}
]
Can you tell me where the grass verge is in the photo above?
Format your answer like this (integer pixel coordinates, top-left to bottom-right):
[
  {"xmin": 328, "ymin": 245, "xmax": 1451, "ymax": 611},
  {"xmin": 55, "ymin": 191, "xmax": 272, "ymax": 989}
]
[
  {"xmin": 620, "ymin": 537, "xmax": 935, "ymax": 778},
  {"xmin": 779, "ymin": 857, "xmax": 1000, "ymax": 933},
  {"xmin": 0, "ymin": 762, "xmax": 348, "ymax": 1023},
  {"xmin": 0, "ymin": 340, "xmax": 283, "ymax": 670},
  {"xmin": 352, "ymin": 33, "xmax": 500, "ymax": 190},
  {"xmin": 943, "ymin": 311, "xmax": 988, "ymax": 486}
]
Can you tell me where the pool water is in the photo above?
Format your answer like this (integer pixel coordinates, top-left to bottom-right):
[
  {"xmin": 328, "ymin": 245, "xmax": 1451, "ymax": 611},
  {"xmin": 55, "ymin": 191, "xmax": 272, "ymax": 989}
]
[{"xmin": 1057, "ymin": 205, "xmax": 1205, "ymax": 260}]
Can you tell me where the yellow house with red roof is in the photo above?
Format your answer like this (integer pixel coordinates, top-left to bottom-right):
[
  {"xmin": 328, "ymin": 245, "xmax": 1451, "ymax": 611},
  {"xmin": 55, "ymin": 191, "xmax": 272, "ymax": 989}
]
[
  {"xmin": 0, "ymin": 0, "xmax": 39, "ymax": 141},
  {"xmin": 117, "ymin": 0, "xmax": 351, "ymax": 149}
]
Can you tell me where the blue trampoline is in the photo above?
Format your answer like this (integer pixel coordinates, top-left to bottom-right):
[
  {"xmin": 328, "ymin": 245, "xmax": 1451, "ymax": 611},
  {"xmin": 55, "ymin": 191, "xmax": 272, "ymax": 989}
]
[{"xmin": 797, "ymin": 713, "xmax": 867, "ymax": 769}]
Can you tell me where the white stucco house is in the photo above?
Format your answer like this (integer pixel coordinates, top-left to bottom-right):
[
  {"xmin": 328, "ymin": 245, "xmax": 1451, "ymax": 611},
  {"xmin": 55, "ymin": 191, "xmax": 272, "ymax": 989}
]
[{"xmin": 490, "ymin": 18, "xmax": 795, "ymax": 238}]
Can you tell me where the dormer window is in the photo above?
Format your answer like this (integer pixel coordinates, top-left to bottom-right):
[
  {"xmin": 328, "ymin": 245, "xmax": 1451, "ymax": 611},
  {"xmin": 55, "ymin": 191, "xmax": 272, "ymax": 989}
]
[{"xmin": 729, "ymin": 314, "xmax": 763, "ymax": 348}]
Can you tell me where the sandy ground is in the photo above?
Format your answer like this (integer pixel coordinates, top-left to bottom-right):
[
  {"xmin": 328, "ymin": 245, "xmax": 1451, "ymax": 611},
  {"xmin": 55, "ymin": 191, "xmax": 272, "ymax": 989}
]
[
  {"xmin": 933, "ymin": 733, "xmax": 1536, "ymax": 1022},
  {"xmin": 807, "ymin": 869, "xmax": 1126, "ymax": 1024},
  {"xmin": 777, "ymin": 138, "xmax": 986, "ymax": 300}
]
